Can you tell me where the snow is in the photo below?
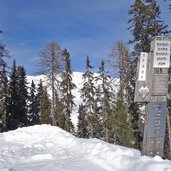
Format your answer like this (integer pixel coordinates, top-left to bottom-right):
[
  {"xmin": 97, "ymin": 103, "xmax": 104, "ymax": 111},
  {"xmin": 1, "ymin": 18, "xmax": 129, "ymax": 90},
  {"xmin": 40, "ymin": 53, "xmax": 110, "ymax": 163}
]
[
  {"xmin": 27, "ymin": 72, "xmax": 119, "ymax": 127},
  {"xmin": 0, "ymin": 125, "xmax": 170, "ymax": 171},
  {"xmin": 27, "ymin": 72, "xmax": 84, "ymax": 126}
]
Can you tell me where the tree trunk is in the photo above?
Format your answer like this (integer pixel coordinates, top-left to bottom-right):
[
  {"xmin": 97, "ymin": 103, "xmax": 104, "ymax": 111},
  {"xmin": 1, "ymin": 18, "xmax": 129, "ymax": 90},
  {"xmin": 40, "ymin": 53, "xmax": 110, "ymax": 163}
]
[
  {"xmin": 104, "ymin": 108, "xmax": 109, "ymax": 142},
  {"xmin": 51, "ymin": 53, "xmax": 55, "ymax": 126}
]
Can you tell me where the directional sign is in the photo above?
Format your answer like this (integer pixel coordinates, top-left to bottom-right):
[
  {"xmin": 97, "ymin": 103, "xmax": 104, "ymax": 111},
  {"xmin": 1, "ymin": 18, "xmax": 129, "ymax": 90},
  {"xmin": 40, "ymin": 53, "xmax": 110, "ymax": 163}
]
[
  {"xmin": 152, "ymin": 74, "xmax": 169, "ymax": 96},
  {"xmin": 134, "ymin": 53, "xmax": 151, "ymax": 103},
  {"xmin": 147, "ymin": 101, "xmax": 167, "ymax": 138},
  {"xmin": 138, "ymin": 52, "xmax": 148, "ymax": 81},
  {"xmin": 153, "ymin": 37, "xmax": 171, "ymax": 68}
]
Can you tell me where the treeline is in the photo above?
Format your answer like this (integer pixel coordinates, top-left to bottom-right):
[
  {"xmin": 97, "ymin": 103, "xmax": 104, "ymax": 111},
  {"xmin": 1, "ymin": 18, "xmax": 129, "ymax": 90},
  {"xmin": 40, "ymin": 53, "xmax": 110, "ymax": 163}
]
[
  {"xmin": 0, "ymin": 0, "xmax": 171, "ymax": 152},
  {"xmin": 0, "ymin": 41, "xmax": 138, "ymax": 149},
  {"xmin": 0, "ymin": 59, "xmax": 50, "ymax": 130},
  {"xmin": 0, "ymin": 46, "xmax": 76, "ymax": 132}
]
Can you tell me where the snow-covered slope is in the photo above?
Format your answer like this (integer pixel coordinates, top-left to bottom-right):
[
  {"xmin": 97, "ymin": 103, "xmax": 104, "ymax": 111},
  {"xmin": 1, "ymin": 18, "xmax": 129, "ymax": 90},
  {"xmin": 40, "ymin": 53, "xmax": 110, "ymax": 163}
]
[
  {"xmin": 27, "ymin": 72, "xmax": 119, "ymax": 127},
  {"xmin": 27, "ymin": 72, "xmax": 84, "ymax": 126},
  {"xmin": 0, "ymin": 125, "xmax": 170, "ymax": 171}
]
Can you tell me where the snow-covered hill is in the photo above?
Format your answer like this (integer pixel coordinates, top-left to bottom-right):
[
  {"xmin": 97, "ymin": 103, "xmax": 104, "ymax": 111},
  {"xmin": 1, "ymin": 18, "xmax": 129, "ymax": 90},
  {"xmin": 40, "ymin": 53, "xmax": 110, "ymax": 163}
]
[
  {"xmin": 0, "ymin": 125, "xmax": 170, "ymax": 171},
  {"xmin": 27, "ymin": 72, "xmax": 118, "ymax": 127},
  {"xmin": 27, "ymin": 72, "xmax": 119, "ymax": 126},
  {"xmin": 27, "ymin": 72, "xmax": 84, "ymax": 126}
]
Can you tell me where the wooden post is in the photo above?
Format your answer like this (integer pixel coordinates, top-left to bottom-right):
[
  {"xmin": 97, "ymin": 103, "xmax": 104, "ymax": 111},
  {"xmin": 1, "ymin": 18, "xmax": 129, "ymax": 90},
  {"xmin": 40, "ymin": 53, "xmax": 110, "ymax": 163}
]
[{"xmin": 135, "ymin": 36, "xmax": 171, "ymax": 157}]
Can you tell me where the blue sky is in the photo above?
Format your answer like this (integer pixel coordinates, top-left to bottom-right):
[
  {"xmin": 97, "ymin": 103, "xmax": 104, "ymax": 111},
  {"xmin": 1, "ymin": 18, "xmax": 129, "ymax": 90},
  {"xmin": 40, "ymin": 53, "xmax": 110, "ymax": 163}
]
[{"xmin": 0, "ymin": 0, "xmax": 170, "ymax": 75}]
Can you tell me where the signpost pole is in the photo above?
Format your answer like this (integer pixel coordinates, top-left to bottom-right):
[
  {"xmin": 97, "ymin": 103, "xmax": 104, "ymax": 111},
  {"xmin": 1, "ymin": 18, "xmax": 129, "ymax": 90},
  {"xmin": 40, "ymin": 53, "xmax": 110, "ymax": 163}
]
[{"xmin": 134, "ymin": 36, "xmax": 171, "ymax": 157}]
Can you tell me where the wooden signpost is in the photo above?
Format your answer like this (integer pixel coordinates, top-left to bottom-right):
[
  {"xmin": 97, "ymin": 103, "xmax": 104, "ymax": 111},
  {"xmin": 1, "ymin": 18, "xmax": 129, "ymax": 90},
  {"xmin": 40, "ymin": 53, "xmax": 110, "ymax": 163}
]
[{"xmin": 135, "ymin": 36, "xmax": 171, "ymax": 157}]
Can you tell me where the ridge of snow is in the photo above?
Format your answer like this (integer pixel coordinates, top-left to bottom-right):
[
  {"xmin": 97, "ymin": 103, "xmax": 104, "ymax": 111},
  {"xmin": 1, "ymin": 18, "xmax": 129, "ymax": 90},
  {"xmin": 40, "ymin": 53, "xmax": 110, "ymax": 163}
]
[{"xmin": 0, "ymin": 125, "xmax": 170, "ymax": 171}]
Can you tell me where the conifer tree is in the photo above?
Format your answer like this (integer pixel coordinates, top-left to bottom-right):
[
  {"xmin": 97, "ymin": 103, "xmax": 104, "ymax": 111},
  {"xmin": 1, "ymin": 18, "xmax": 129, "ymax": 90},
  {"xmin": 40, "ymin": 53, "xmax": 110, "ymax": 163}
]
[
  {"xmin": 54, "ymin": 93, "xmax": 65, "ymax": 129},
  {"xmin": 0, "ymin": 39, "xmax": 9, "ymax": 131},
  {"xmin": 108, "ymin": 41, "xmax": 141, "ymax": 147},
  {"xmin": 114, "ymin": 88, "xmax": 135, "ymax": 148},
  {"xmin": 17, "ymin": 66, "xmax": 28, "ymax": 125},
  {"xmin": 37, "ymin": 80, "xmax": 51, "ymax": 124},
  {"xmin": 0, "ymin": 66, "xmax": 8, "ymax": 131},
  {"xmin": 128, "ymin": 0, "xmax": 169, "ymax": 56},
  {"xmin": 28, "ymin": 80, "xmax": 40, "ymax": 125},
  {"xmin": 109, "ymin": 41, "xmax": 133, "ymax": 96},
  {"xmin": 39, "ymin": 41, "xmax": 64, "ymax": 125},
  {"xmin": 7, "ymin": 60, "xmax": 18, "ymax": 130},
  {"xmin": 96, "ymin": 60, "xmax": 116, "ymax": 142},
  {"xmin": 77, "ymin": 104, "xmax": 89, "ymax": 138},
  {"xmin": 37, "ymin": 80, "xmax": 43, "ymax": 123},
  {"xmin": 60, "ymin": 49, "xmax": 75, "ymax": 132},
  {"xmin": 80, "ymin": 56, "xmax": 99, "ymax": 138},
  {"xmin": 0, "ymin": 41, "xmax": 8, "ymax": 69},
  {"xmin": 128, "ymin": 62, "xmax": 143, "ymax": 149},
  {"xmin": 7, "ymin": 60, "xmax": 28, "ymax": 130}
]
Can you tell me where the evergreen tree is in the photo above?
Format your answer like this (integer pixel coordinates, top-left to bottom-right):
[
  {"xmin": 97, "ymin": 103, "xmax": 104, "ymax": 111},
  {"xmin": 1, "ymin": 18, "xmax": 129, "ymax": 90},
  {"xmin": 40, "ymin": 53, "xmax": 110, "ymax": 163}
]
[
  {"xmin": 28, "ymin": 80, "xmax": 39, "ymax": 125},
  {"xmin": 80, "ymin": 56, "xmax": 99, "ymax": 138},
  {"xmin": 114, "ymin": 88, "xmax": 135, "ymax": 148},
  {"xmin": 37, "ymin": 80, "xmax": 51, "ymax": 124},
  {"xmin": 96, "ymin": 60, "xmax": 116, "ymax": 142},
  {"xmin": 37, "ymin": 80, "xmax": 43, "ymax": 123},
  {"xmin": 7, "ymin": 60, "xmax": 28, "ymax": 130},
  {"xmin": 0, "ymin": 41, "xmax": 8, "ymax": 69},
  {"xmin": 17, "ymin": 66, "xmax": 28, "ymax": 125},
  {"xmin": 7, "ymin": 60, "xmax": 18, "ymax": 130},
  {"xmin": 108, "ymin": 41, "xmax": 141, "ymax": 146},
  {"xmin": 128, "ymin": 60, "xmax": 143, "ymax": 149},
  {"xmin": 0, "ymin": 66, "xmax": 8, "ymax": 131},
  {"xmin": 128, "ymin": 0, "xmax": 169, "ymax": 56},
  {"xmin": 60, "ymin": 49, "xmax": 75, "ymax": 132},
  {"xmin": 55, "ymin": 93, "xmax": 65, "ymax": 129},
  {"xmin": 77, "ymin": 104, "xmax": 89, "ymax": 138},
  {"xmin": 0, "ymin": 38, "xmax": 9, "ymax": 132}
]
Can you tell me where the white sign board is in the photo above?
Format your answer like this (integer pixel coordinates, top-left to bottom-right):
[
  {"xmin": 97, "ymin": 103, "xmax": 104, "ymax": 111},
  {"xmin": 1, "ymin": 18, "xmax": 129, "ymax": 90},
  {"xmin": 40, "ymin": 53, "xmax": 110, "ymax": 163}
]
[
  {"xmin": 138, "ymin": 52, "xmax": 148, "ymax": 81},
  {"xmin": 153, "ymin": 39, "xmax": 171, "ymax": 68}
]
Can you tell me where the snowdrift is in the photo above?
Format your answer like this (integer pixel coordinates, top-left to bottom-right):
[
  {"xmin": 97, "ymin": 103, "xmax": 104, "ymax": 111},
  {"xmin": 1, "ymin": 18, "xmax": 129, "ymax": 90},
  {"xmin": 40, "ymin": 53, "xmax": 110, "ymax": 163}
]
[{"xmin": 0, "ymin": 125, "xmax": 170, "ymax": 171}]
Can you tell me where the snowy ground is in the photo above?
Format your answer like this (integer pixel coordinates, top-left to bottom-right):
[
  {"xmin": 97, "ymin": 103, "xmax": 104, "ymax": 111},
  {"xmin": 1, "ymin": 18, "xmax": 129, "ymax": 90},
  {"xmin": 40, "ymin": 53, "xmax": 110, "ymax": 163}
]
[{"xmin": 0, "ymin": 125, "xmax": 170, "ymax": 171}]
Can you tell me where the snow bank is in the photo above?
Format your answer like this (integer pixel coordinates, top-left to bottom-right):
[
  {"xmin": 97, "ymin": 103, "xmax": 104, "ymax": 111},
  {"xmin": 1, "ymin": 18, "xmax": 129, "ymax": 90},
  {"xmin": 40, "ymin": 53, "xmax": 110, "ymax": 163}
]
[{"xmin": 0, "ymin": 125, "xmax": 170, "ymax": 171}]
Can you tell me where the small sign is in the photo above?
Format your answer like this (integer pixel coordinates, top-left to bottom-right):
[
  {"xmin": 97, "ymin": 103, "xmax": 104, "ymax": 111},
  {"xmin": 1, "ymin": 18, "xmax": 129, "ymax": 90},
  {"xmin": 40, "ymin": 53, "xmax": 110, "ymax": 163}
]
[
  {"xmin": 138, "ymin": 86, "xmax": 150, "ymax": 100},
  {"xmin": 134, "ymin": 82, "xmax": 150, "ymax": 102},
  {"xmin": 153, "ymin": 38, "xmax": 171, "ymax": 68},
  {"xmin": 147, "ymin": 101, "xmax": 167, "ymax": 138},
  {"xmin": 152, "ymin": 74, "xmax": 168, "ymax": 96},
  {"xmin": 138, "ymin": 52, "xmax": 148, "ymax": 81},
  {"xmin": 134, "ymin": 53, "xmax": 151, "ymax": 103}
]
